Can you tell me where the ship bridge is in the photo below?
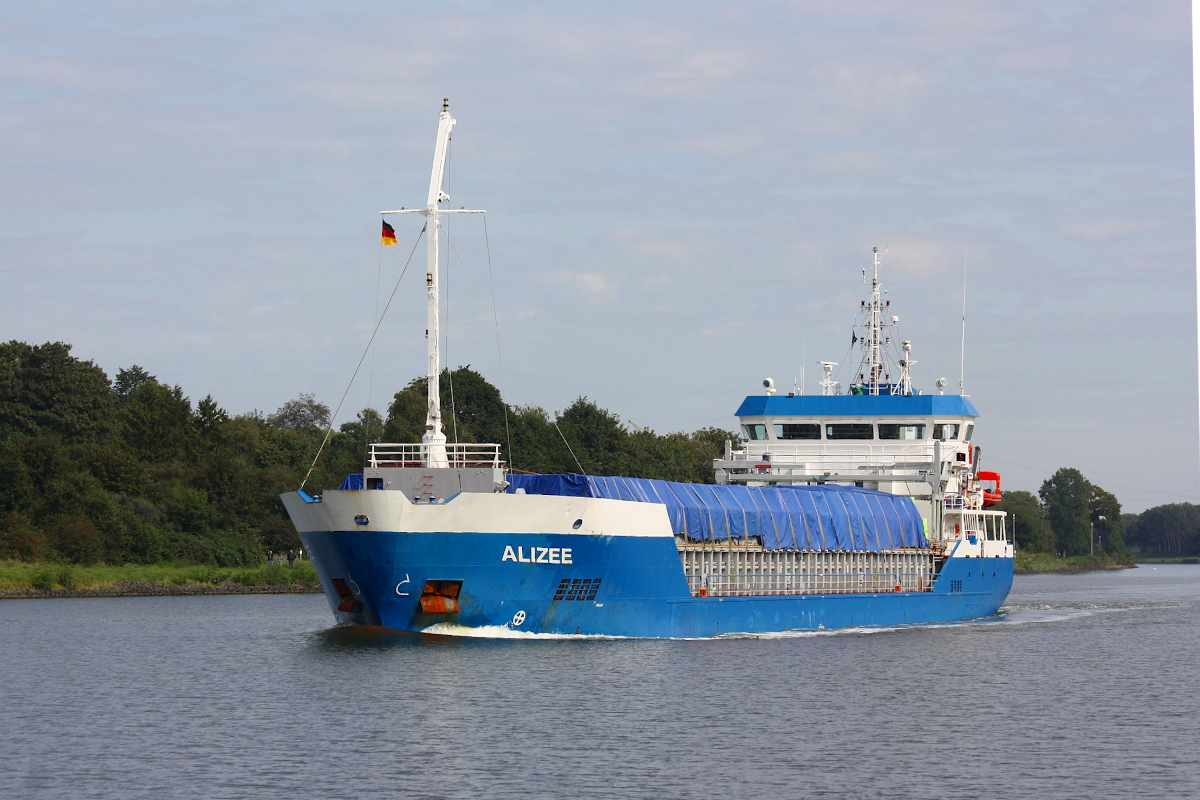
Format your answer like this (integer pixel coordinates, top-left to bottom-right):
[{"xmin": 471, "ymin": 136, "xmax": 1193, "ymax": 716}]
[{"xmin": 716, "ymin": 394, "xmax": 979, "ymax": 498}]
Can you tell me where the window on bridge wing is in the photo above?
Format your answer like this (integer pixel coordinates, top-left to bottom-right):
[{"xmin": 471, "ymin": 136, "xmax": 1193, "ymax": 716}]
[
  {"xmin": 825, "ymin": 423, "xmax": 874, "ymax": 440},
  {"xmin": 933, "ymin": 423, "xmax": 960, "ymax": 441},
  {"xmin": 878, "ymin": 423, "xmax": 926, "ymax": 440},
  {"xmin": 743, "ymin": 423, "xmax": 768, "ymax": 440},
  {"xmin": 774, "ymin": 423, "xmax": 820, "ymax": 440}
]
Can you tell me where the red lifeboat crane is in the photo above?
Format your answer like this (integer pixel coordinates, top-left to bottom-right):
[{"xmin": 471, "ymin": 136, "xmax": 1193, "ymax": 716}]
[{"xmin": 978, "ymin": 470, "xmax": 1002, "ymax": 507}]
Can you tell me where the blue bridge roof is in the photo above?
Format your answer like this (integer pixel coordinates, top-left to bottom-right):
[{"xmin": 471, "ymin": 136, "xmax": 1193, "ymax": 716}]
[{"xmin": 735, "ymin": 394, "xmax": 979, "ymax": 418}]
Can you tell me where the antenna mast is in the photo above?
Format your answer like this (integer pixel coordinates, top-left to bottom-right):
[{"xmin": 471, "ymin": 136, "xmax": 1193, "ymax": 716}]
[
  {"xmin": 381, "ymin": 99, "xmax": 485, "ymax": 467},
  {"xmin": 959, "ymin": 246, "xmax": 968, "ymax": 395},
  {"xmin": 800, "ymin": 326, "xmax": 807, "ymax": 395},
  {"xmin": 850, "ymin": 247, "xmax": 904, "ymax": 395}
]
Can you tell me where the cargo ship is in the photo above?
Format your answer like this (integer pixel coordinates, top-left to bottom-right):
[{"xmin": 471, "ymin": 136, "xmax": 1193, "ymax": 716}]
[{"xmin": 281, "ymin": 101, "xmax": 1013, "ymax": 638}]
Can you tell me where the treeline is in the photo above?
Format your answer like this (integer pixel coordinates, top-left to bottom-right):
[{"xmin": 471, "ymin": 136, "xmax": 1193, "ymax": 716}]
[
  {"xmin": 0, "ymin": 341, "xmax": 731, "ymax": 566},
  {"xmin": 994, "ymin": 468, "xmax": 1128, "ymax": 559},
  {"xmin": 1123, "ymin": 503, "xmax": 1200, "ymax": 557},
  {"xmin": 995, "ymin": 467, "xmax": 1200, "ymax": 559}
]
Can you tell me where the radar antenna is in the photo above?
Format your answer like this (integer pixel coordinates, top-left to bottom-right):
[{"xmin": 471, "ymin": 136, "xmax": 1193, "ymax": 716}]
[{"xmin": 818, "ymin": 362, "xmax": 840, "ymax": 396}]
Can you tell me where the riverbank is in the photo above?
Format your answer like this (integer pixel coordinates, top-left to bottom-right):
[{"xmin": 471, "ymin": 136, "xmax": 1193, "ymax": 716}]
[
  {"xmin": 0, "ymin": 560, "xmax": 323, "ymax": 598},
  {"xmin": 1014, "ymin": 551, "xmax": 1136, "ymax": 574}
]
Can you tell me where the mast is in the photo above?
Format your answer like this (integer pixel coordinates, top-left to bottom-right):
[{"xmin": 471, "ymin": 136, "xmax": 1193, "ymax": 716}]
[
  {"xmin": 381, "ymin": 99, "xmax": 484, "ymax": 468},
  {"xmin": 849, "ymin": 246, "xmax": 908, "ymax": 396}
]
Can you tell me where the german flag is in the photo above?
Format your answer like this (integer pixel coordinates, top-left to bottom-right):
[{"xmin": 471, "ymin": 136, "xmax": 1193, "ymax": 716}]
[{"xmin": 381, "ymin": 220, "xmax": 397, "ymax": 246}]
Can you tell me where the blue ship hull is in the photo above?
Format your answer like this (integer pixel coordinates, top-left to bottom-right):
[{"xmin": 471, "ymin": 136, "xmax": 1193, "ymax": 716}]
[{"xmin": 300, "ymin": 529, "xmax": 1014, "ymax": 638}]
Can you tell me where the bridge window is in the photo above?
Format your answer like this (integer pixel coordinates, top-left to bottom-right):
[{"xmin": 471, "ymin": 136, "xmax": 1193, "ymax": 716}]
[
  {"xmin": 743, "ymin": 423, "xmax": 768, "ymax": 440},
  {"xmin": 878, "ymin": 423, "xmax": 926, "ymax": 440},
  {"xmin": 933, "ymin": 423, "xmax": 960, "ymax": 441},
  {"xmin": 963, "ymin": 423, "xmax": 975, "ymax": 442},
  {"xmin": 774, "ymin": 423, "xmax": 820, "ymax": 440},
  {"xmin": 825, "ymin": 423, "xmax": 874, "ymax": 440}
]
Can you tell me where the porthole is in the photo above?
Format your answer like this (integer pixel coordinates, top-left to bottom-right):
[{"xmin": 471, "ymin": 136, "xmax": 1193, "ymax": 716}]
[{"xmin": 572, "ymin": 519, "xmax": 583, "ymax": 529}]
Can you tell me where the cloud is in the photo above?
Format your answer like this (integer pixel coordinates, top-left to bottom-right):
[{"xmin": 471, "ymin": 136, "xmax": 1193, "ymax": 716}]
[
  {"xmin": 546, "ymin": 270, "xmax": 616, "ymax": 299},
  {"xmin": 0, "ymin": 0, "xmax": 1194, "ymax": 509},
  {"xmin": 1060, "ymin": 216, "xmax": 1167, "ymax": 240}
]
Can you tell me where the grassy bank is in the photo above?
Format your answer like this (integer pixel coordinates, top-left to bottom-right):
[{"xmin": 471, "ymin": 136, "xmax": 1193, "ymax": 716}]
[
  {"xmin": 0, "ymin": 560, "xmax": 322, "ymax": 595},
  {"xmin": 1014, "ymin": 551, "xmax": 1135, "ymax": 574},
  {"xmin": 1134, "ymin": 556, "xmax": 1200, "ymax": 564}
]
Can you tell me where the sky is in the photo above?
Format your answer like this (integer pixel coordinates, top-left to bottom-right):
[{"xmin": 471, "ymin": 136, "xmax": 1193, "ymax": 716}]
[{"xmin": 0, "ymin": 1, "xmax": 1195, "ymax": 511}]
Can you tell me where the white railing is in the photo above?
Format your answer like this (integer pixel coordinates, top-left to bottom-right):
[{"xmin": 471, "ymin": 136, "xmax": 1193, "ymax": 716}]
[
  {"xmin": 368, "ymin": 442, "xmax": 504, "ymax": 469},
  {"xmin": 943, "ymin": 507, "xmax": 1009, "ymax": 542},
  {"xmin": 679, "ymin": 547, "xmax": 937, "ymax": 597},
  {"xmin": 724, "ymin": 442, "xmax": 938, "ymax": 473}
]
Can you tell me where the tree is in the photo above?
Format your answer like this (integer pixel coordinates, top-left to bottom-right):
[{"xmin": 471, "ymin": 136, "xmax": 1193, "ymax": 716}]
[
  {"xmin": 339, "ymin": 408, "xmax": 385, "ymax": 444},
  {"xmin": 557, "ymin": 397, "xmax": 628, "ymax": 475},
  {"xmin": 1039, "ymin": 467, "xmax": 1092, "ymax": 556},
  {"xmin": 1125, "ymin": 503, "xmax": 1200, "ymax": 556},
  {"xmin": 0, "ymin": 341, "xmax": 115, "ymax": 444},
  {"xmin": 119, "ymin": 381, "xmax": 196, "ymax": 463},
  {"xmin": 441, "ymin": 366, "xmax": 509, "ymax": 446},
  {"xmin": 1090, "ymin": 486, "xmax": 1127, "ymax": 556},
  {"xmin": 995, "ymin": 490, "xmax": 1054, "ymax": 553},
  {"xmin": 195, "ymin": 395, "xmax": 229, "ymax": 440},
  {"xmin": 267, "ymin": 393, "xmax": 330, "ymax": 433},
  {"xmin": 114, "ymin": 365, "xmax": 155, "ymax": 401},
  {"xmin": 383, "ymin": 367, "xmax": 509, "ymax": 450},
  {"xmin": 384, "ymin": 378, "xmax": 429, "ymax": 443}
]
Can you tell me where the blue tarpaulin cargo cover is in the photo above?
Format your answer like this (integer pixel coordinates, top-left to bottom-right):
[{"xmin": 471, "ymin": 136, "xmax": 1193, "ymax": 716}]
[{"xmin": 507, "ymin": 474, "xmax": 927, "ymax": 552}]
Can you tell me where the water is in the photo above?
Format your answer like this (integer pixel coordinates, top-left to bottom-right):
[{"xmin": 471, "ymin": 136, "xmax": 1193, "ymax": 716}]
[{"xmin": 1, "ymin": 566, "xmax": 1197, "ymax": 800}]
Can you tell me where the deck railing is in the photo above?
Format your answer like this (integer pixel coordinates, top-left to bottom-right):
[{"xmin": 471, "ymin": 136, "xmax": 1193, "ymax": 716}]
[
  {"xmin": 685, "ymin": 570, "xmax": 934, "ymax": 597},
  {"xmin": 679, "ymin": 547, "xmax": 937, "ymax": 597},
  {"xmin": 720, "ymin": 442, "xmax": 937, "ymax": 474},
  {"xmin": 368, "ymin": 442, "xmax": 504, "ymax": 469}
]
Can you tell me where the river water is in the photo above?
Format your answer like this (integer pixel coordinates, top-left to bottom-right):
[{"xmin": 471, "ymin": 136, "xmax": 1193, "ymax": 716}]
[{"xmin": 1, "ymin": 566, "xmax": 1197, "ymax": 800}]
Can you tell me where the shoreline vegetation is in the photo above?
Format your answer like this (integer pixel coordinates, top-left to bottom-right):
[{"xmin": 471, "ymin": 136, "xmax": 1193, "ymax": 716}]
[
  {"xmin": 2, "ymin": 340, "xmax": 1196, "ymax": 593},
  {"xmin": 1013, "ymin": 551, "xmax": 1136, "ymax": 575},
  {"xmin": 0, "ymin": 560, "xmax": 322, "ymax": 599},
  {"xmin": 1, "ymin": 551, "xmax": 1163, "ymax": 600}
]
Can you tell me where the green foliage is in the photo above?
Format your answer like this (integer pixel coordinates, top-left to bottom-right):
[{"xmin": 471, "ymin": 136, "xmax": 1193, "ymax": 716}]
[
  {"xmin": 120, "ymin": 381, "xmax": 196, "ymax": 463},
  {"xmin": 1040, "ymin": 467, "xmax": 1093, "ymax": 556},
  {"xmin": 267, "ymin": 393, "xmax": 330, "ymax": 433},
  {"xmin": 384, "ymin": 377, "xmax": 433, "ymax": 443},
  {"xmin": 995, "ymin": 490, "xmax": 1054, "ymax": 553},
  {"xmin": 381, "ymin": 368, "xmax": 735, "ymax": 482},
  {"xmin": 114, "ymin": 365, "xmax": 155, "ymax": 401},
  {"xmin": 30, "ymin": 568, "xmax": 53, "ymax": 591},
  {"xmin": 1125, "ymin": 503, "xmax": 1200, "ymax": 557},
  {"xmin": 1014, "ymin": 550, "xmax": 1130, "ymax": 573},
  {"xmin": 0, "ymin": 512, "xmax": 44, "ymax": 560},
  {"xmin": 0, "ymin": 341, "xmax": 115, "ymax": 444},
  {"xmin": 56, "ymin": 564, "xmax": 77, "ymax": 589},
  {"xmin": 0, "ymin": 560, "xmax": 322, "ymax": 591},
  {"xmin": 1089, "ymin": 486, "xmax": 1127, "ymax": 556},
  {"xmin": 0, "ymin": 340, "xmax": 734, "ymax": 567}
]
